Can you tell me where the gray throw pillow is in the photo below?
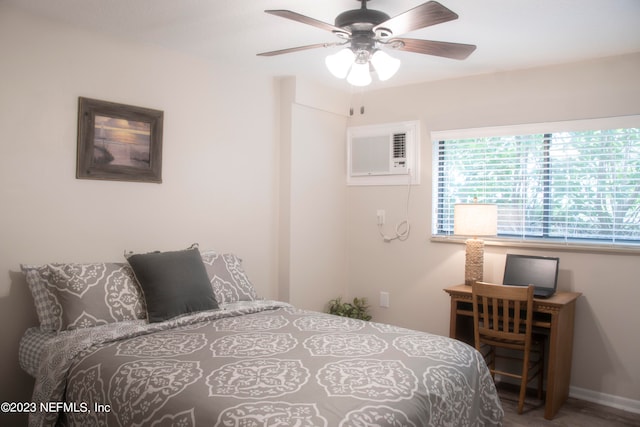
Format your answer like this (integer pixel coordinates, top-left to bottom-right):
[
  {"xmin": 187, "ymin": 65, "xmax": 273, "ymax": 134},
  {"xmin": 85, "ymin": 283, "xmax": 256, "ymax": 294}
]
[{"xmin": 127, "ymin": 247, "xmax": 219, "ymax": 323}]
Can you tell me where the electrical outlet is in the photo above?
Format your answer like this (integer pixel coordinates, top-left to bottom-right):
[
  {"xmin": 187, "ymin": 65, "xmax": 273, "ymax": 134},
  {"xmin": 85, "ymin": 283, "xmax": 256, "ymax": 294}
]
[
  {"xmin": 379, "ymin": 291, "xmax": 390, "ymax": 308},
  {"xmin": 377, "ymin": 210, "xmax": 385, "ymax": 225}
]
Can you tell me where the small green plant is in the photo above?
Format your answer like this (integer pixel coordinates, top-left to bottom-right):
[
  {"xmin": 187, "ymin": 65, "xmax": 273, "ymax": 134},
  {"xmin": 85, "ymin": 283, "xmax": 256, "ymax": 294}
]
[{"xmin": 327, "ymin": 296, "xmax": 371, "ymax": 321}]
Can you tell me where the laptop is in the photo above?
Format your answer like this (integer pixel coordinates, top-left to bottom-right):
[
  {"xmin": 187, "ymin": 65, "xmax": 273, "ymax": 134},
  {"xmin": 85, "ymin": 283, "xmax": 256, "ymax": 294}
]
[{"xmin": 503, "ymin": 254, "xmax": 559, "ymax": 298}]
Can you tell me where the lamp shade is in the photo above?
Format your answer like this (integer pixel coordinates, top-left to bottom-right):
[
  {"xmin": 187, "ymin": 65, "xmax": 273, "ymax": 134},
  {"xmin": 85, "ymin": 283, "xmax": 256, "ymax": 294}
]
[{"xmin": 454, "ymin": 204, "xmax": 497, "ymax": 237}]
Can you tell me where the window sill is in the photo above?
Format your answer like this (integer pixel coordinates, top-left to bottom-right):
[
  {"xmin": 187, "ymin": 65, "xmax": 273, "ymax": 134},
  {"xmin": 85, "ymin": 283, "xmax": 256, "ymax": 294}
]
[{"xmin": 430, "ymin": 236, "xmax": 640, "ymax": 256}]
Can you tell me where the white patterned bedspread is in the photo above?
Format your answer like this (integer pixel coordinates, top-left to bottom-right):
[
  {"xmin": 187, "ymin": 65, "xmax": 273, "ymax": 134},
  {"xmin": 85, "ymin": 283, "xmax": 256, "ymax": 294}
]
[{"xmin": 29, "ymin": 301, "xmax": 503, "ymax": 427}]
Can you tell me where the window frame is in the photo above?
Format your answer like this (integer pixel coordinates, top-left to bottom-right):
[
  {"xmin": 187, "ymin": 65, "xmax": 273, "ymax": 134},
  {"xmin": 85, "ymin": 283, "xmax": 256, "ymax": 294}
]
[{"xmin": 430, "ymin": 115, "xmax": 640, "ymax": 254}]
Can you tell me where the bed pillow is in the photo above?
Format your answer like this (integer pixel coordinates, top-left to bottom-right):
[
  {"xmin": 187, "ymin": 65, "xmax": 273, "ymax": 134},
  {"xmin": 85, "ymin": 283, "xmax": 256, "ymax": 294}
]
[
  {"xmin": 200, "ymin": 250, "xmax": 258, "ymax": 304},
  {"xmin": 127, "ymin": 247, "xmax": 219, "ymax": 323},
  {"xmin": 21, "ymin": 262, "xmax": 146, "ymax": 332}
]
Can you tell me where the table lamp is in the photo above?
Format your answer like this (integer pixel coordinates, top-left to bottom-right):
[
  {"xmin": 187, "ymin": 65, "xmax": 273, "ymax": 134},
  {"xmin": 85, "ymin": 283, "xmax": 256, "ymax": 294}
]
[{"xmin": 454, "ymin": 202, "xmax": 497, "ymax": 285}]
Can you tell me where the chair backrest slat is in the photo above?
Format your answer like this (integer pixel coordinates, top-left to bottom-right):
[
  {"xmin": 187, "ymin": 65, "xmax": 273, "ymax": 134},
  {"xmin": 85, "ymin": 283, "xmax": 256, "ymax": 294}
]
[
  {"xmin": 482, "ymin": 295, "xmax": 489, "ymax": 326},
  {"xmin": 501, "ymin": 298, "xmax": 508, "ymax": 332},
  {"xmin": 471, "ymin": 281, "xmax": 535, "ymax": 347}
]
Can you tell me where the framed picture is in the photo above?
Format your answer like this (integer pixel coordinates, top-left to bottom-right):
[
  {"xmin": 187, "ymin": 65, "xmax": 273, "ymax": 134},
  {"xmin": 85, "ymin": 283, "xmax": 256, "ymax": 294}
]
[{"xmin": 77, "ymin": 97, "xmax": 163, "ymax": 183}]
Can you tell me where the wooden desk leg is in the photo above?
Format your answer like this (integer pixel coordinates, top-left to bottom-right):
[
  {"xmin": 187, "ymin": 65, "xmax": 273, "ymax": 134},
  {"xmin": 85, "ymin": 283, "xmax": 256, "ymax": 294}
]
[
  {"xmin": 449, "ymin": 298, "xmax": 458, "ymax": 339},
  {"xmin": 544, "ymin": 302, "xmax": 577, "ymax": 420}
]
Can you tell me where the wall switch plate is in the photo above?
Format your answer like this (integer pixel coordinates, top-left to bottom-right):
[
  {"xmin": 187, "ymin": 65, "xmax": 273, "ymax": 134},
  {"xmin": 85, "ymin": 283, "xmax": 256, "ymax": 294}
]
[{"xmin": 379, "ymin": 291, "xmax": 390, "ymax": 308}]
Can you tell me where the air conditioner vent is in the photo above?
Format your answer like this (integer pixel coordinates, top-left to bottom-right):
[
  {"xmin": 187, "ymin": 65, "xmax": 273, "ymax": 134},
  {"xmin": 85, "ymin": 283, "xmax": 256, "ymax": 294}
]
[{"xmin": 393, "ymin": 133, "xmax": 406, "ymax": 159}]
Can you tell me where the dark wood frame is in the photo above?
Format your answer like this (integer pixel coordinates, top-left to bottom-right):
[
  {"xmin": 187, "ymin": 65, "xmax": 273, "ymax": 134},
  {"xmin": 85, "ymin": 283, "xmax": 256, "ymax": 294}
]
[{"xmin": 77, "ymin": 97, "xmax": 163, "ymax": 183}]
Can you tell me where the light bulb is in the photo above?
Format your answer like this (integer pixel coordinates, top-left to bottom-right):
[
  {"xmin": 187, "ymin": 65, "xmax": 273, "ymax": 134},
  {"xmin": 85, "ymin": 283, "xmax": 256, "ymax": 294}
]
[
  {"xmin": 370, "ymin": 50, "xmax": 400, "ymax": 81},
  {"xmin": 325, "ymin": 49, "xmax": 355, "ymax": 79},
  {"xmin": 346, "ymin": 62, "xmax": 372, "ymax": 86}
]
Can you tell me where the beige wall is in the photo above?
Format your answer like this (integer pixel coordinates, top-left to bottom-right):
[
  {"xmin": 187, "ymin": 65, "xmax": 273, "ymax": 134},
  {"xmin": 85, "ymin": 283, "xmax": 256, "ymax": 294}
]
[
  {"xmin": 278, "ymin": 77, "xmax": 350, "ymax": 311},
  {"xmin": 346, "ymin": 53, "xmax": 640, "ymax": 407},
  {"xmin": 289, "ymin": 104, "xmax": 348, "ymax": 310},
  {"xmin": 0, "ymin": 6, "xmax": 284, "ymax": 423}
]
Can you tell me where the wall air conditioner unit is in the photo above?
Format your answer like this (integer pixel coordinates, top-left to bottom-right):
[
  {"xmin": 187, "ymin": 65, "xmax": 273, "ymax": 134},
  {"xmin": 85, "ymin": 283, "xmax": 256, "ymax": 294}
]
[{"xmin": 347, "ymin": 120, "xmax": 420, "ymax": 186}]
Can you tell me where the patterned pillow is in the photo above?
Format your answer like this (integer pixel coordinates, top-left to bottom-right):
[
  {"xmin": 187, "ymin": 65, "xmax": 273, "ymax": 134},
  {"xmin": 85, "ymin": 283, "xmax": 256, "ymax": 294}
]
[
  {"xmin": 21, "ymin": 263, "xmax": 146, "ymax": 332},
  {"xmin": 199, "ymin": 251, "xmax": 258, "ymax": 304}
]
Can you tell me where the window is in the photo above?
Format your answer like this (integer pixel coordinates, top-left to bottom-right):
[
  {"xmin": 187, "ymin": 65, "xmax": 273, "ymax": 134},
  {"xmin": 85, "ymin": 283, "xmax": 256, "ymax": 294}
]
[{"xmin": 432, "ymin": 116, "xmax": 640, "ymax": 249}]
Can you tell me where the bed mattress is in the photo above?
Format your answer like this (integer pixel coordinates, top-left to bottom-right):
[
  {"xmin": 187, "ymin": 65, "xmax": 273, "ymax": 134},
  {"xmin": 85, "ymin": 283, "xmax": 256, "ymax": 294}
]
[{"xmin": 25, "ymin": 300, "xmax": 503, "ymax": 427}]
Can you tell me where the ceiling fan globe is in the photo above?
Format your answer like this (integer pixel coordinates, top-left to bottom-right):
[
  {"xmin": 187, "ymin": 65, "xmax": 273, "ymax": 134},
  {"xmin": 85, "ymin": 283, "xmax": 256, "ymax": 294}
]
[
  {"xmin": 326, "ymin": 48, "xmax": 356, "ymax": 78},
  {"xmin": 371, "ymin": 50, "xmax": 401, "ymax": 81},
  {"xmin": 347, "ymin": 62, "xmax": 372, "ymax": 86}
]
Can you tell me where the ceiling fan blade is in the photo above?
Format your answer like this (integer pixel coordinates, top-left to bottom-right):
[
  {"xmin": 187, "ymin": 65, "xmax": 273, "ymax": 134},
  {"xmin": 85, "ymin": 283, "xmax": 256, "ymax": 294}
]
[
  {"xmin": 389, "ymin": 38, "xmax": 476, "ymax": 60},
  {"xmin": 265, "ymin": 10, "xmax": 350, "ymax": 36},
  {"xmin": 257, "ymin": 42, "xmax": 342, "ymax": 57},
  {"xmin": 374, "ymin": 1, "xmax": 458, "ymax": 36}
]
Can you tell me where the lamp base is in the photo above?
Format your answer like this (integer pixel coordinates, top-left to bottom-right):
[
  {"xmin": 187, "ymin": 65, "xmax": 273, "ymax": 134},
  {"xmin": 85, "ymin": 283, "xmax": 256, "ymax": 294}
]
[{"xmin": 465, "ymin": 238, "xmax": 484, "ymax": 285}]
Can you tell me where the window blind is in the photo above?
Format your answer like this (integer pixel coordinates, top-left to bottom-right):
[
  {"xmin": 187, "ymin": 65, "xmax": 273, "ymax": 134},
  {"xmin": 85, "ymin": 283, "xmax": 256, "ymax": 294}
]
[{"xmin": 432, "ymin": 116, "xmax": 640, "ymax": 248}]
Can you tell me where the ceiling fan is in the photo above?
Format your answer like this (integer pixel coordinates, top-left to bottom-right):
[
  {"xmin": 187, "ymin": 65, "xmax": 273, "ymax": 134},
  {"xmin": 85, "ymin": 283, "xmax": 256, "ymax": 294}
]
[{"xmin": 258, "ymin": 0, "xmax": 476, "ymax": 86}]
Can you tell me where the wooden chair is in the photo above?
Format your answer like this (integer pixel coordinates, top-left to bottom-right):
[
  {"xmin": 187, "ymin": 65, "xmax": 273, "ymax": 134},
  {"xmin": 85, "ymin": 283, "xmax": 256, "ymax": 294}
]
[{"xmin": 471, "ymin": 281, "xmax": 545, "ymax": 414}]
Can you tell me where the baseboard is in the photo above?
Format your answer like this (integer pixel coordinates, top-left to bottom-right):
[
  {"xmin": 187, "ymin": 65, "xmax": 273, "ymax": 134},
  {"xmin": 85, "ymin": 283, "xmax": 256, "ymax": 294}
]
[
  {"xmin": 570, "ymin": 386, "xmax": 640, "ymax": 415},
  {"xmin": 496, "ymin": 376, "xmax": 640, "ymax": 415}
]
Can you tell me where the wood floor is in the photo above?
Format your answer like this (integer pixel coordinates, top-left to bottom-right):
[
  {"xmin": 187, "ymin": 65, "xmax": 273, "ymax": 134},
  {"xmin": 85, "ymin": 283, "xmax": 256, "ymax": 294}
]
[{"xmin": 497, "ymin": 383, "xmax": 640, "ymax": 427}]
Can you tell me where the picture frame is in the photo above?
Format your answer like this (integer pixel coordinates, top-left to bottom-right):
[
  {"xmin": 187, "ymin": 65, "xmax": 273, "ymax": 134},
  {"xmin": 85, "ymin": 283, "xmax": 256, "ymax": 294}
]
[{"xmin": 77, "ymin": 97, "xmax": 163, "ymax": 183}]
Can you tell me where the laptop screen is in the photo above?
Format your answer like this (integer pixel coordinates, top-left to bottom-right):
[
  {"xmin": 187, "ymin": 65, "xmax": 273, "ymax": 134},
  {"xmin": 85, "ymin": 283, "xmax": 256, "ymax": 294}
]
[{"xmin": 503, "ymin": 254, "xmax": 559, "ymax": 296}]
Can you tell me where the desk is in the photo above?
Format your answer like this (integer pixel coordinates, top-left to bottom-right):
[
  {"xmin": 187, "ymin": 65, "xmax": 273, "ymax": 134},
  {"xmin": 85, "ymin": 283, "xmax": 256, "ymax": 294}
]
[{"xmin": 444, "ymin": 284, "xmax": 581, "ymax": 420}]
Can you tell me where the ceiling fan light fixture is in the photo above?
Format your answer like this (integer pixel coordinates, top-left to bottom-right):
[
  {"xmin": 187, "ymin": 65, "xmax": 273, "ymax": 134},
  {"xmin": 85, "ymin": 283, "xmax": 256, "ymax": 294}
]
[
  {"xmin": 325, "ymin": 48, "xmax": 355, "ymax": 78},
  {"xmin": 261, "ymin": 1, "xmax": 476, "ymax": 86},
  {"xmin": 370, "ymin": 50, "xmax": 400, "ymax": 81},
  {"xmin": 346, "ymin": 61, "xmax": 372, "ymax": 86}
]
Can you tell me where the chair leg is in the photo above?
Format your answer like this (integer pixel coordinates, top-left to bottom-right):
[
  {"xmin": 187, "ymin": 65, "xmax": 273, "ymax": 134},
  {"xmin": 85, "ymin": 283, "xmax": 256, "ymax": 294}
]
[
  {"xmin": 489, "ymin": 346, "xmax": 496, "ymax": 380},
  {"xmin": 537, "ymin": 339, "xmax": 545, "ymax": 400},
  {"xmin": 519, "ymin": 352, "xmax": 530, "ymax": 414}
]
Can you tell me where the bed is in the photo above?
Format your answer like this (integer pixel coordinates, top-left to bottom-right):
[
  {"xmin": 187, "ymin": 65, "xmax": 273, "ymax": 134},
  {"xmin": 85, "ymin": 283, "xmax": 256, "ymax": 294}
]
[{"xmin": 20, "ymin": 247, "xmax": 504, "ymax": 427}]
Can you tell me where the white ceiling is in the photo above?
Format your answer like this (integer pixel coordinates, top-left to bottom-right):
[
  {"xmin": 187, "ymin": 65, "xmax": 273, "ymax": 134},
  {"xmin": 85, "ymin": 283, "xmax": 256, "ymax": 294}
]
[{"xmin": 7, "ymin": 0, "xmax": 640, "ymax": 90}]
